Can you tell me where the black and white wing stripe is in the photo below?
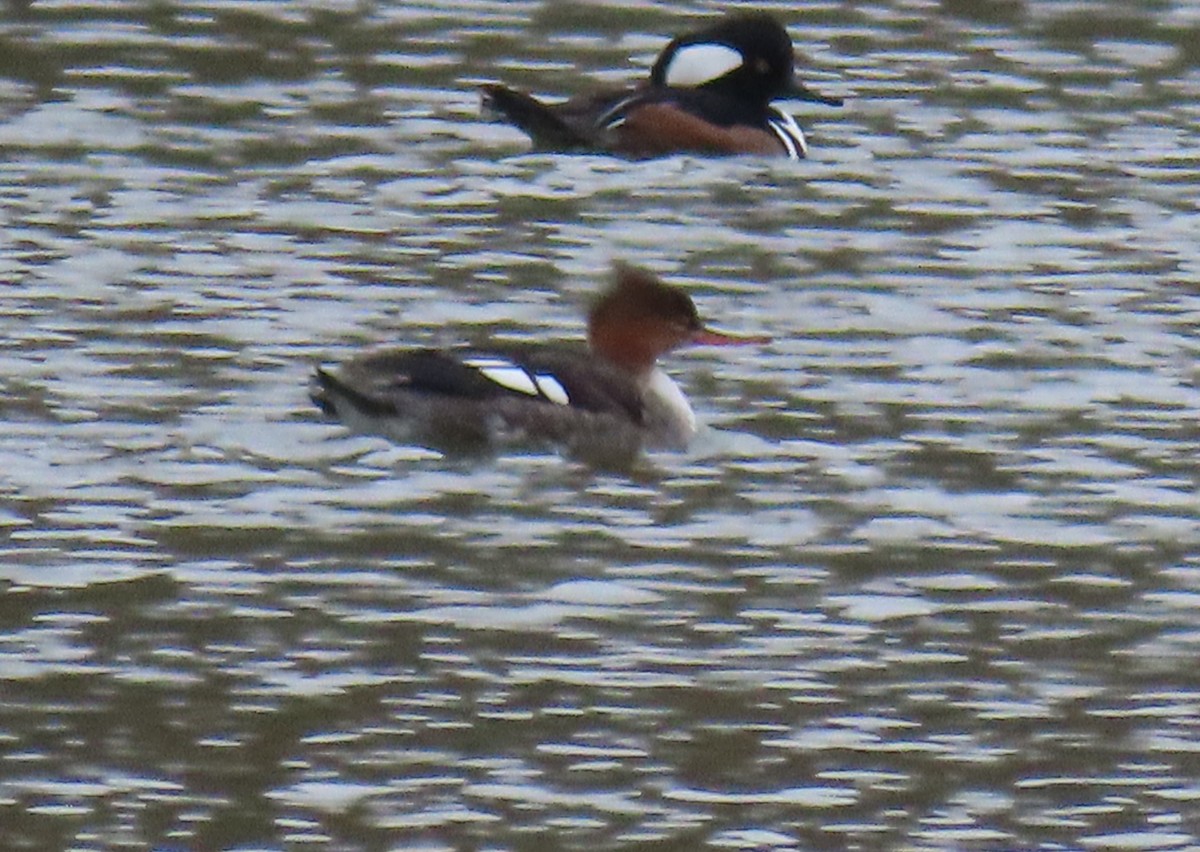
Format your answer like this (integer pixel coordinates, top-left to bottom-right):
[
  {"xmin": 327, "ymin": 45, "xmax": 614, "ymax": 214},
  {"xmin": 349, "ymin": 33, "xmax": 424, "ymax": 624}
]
[
  {"xmin": 469, "ymin": 349, "xmax": 647, "ymax": 425},
  {"xmin": 462, "ymin": 356, "xmax": 571, "ymax": 405}
]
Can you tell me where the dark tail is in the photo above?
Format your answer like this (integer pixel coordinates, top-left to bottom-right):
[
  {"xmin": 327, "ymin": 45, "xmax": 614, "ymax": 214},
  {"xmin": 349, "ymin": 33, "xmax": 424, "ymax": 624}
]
[
  {"xmin": 310, "ymin": 366, "xmax": 343, "ymax": 417},
  {"xmin": 311, "ymin": 366, "xmax": 395, "ymax": 418},
  {"xmin": 480, "ymin": 84, "xmax": 589, "ymax": 149}
]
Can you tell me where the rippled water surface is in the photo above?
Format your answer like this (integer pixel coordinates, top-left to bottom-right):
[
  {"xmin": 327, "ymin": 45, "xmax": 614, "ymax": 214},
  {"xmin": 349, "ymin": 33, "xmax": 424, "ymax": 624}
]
[{"xmin": 2, "ymin": 0, "xmax": 1200, "ymax": 849}]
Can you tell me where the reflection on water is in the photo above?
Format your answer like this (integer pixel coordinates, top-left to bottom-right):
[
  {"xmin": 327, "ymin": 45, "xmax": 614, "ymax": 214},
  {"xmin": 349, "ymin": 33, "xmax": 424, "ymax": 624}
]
[{"xmin": 2, "ymin": 0, "xmax": 1200, "ymax": 848}]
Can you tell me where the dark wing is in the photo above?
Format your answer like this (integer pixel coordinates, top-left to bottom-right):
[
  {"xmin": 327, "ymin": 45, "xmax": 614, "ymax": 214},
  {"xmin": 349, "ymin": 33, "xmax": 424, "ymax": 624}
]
[
  {"xmin": 314, "ymin": 346, "xmax": 645, "ymax": 425},
  {"xmin": 316, "ymin": 348, "xmax": 530, "ymax": 410},
  {"xmin": 492, "ymin": 346, "xmax": 646, "ymax": 426}
]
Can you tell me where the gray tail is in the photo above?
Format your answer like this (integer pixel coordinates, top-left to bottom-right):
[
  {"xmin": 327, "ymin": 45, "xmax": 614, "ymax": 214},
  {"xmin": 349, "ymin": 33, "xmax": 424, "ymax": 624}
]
[{"xmin": 311, "ymin": 366, "xmax": 394, "ymax": 418}]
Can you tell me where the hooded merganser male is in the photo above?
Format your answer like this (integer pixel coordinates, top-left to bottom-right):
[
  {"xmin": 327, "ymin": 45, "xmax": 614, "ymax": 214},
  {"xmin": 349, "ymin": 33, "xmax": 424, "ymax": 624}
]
[
  {"xmin": 480, "ymin": 11, "xmax": 843, "ymax": 160},
  {"xmin": 312, "ymin": 264, "xmax": 768, "ymax": 465}
]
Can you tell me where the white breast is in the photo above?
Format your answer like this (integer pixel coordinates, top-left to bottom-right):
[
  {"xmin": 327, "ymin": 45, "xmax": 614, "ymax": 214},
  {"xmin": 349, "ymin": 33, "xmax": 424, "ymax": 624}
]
[{"xmin": 642, "ymin": 368, "xmax": 697, "ymax": 449}]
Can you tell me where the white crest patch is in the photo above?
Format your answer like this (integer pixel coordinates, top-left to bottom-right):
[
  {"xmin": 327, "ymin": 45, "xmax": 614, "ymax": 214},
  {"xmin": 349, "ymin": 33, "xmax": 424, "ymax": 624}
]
[
  {"xmin": 534, "ymin": 374, "xmax": 570, "ymax": 405},
  {"xmin": 767, "ymin": 108, "xmax": 807, "ymax": 160},
  {"xmin": 465, "ymin": 357, "xmax": 539, "ymax": 396},
  {"xmin": 663, "ymin": 43, "xmax": 744, "ymax": 87}
]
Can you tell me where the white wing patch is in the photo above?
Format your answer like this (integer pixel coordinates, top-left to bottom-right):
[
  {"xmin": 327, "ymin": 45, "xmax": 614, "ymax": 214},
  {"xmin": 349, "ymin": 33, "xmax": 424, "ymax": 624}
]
[
  {"xmin": 466, "ymin": 357, "xmax": 539, "ymax": 396},
  {"xmin": 465, "ymin": 357, "xmax": 570, "ymax": 405},
  {"xmin": 534, "ymin": 374, "xmax": 570, "ymax": 405},
  {"xmin": 664, "ymin": 43, "xmax": 744, "ymax": 87}
]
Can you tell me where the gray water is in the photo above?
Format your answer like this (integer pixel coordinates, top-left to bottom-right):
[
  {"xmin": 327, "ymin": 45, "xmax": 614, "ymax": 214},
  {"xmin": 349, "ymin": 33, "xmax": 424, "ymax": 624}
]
[{"xmin": 2, "ymin": 1, "xmax": 1199, "ymax": 849}]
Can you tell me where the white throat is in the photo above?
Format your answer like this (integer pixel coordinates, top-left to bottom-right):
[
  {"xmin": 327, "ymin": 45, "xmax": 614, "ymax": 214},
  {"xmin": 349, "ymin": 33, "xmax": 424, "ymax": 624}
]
[
  {"xmin": 642, "ymin": 368, "xmax": 697, "ymax": 449},
  {"xmin": 664, "ymin": 43, "xmax": 743, "ymax": 87}
]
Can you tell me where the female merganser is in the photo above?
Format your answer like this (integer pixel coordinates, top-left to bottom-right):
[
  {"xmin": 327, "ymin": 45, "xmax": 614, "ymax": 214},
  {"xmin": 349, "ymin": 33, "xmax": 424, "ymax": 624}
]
[
  {"xmin": 480, "ymin": 11, "xmax": 842, "ymax": 160},
  {"xmin": 312, "ymin": 264, "xmax": 768, "ymax": 465}
]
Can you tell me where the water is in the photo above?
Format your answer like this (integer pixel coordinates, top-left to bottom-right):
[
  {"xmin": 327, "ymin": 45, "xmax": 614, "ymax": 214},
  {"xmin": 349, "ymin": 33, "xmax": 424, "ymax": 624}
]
[{"xmin": 2, "ymin": 0, "xmax": 1199, "ymax": 849}]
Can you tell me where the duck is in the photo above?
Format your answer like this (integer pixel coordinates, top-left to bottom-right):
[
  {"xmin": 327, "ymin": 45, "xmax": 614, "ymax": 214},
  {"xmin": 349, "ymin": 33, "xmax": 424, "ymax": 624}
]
[
  {"xmin": 312, "ymin": 263, "xmax": 768, "ymax": 465},
  {"xmin": 480, "ymin": 11, "xmax": 842, "ymax": 160}
]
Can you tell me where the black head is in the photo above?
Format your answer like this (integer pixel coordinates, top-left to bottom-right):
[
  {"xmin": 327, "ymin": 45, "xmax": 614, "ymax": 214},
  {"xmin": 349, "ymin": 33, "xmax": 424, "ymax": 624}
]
[{"xmin": 650, "ymin": 12, "xmax": 842, "ymax": 107}]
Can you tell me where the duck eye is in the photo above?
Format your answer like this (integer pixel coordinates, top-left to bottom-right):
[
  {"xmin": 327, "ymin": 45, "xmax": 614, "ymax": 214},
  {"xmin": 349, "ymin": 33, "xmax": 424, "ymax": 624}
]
[{"xmin": 755, "ymin": 57, "xmax": 771, "ymax": 75}]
